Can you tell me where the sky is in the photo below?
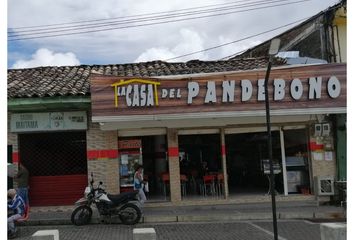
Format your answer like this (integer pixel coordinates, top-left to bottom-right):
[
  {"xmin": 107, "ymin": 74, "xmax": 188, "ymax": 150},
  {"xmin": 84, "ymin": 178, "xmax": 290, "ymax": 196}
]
[{"xmin": 7, "ymin": 0, "xmax": 340, "ymax": 69}]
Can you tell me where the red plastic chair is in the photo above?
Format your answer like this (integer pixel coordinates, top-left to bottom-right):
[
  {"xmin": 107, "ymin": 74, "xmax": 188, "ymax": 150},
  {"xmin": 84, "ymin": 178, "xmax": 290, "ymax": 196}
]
[
  {"xmin": 216, "ymin": 173, "xmax": 224, "ymax": 196},
  {"xmin": 161, "ymin": 173, "xmax": 170, "ymax": 199},
  {"xmin": 180, "ymin": 174, "xmax": 188, "ymax": 197},
  {"xmin": 16, "ymin": 204, "xmax": 30, "ymax": 223},
  {"xmin": 202, "ymin": 175, "xmax": 216, "ymax": 196}
]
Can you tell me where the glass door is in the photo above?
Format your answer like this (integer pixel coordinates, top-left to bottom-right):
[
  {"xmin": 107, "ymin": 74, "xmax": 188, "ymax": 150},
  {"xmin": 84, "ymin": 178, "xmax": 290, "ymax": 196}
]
[
  {"xmin": 283, "ymin": 128, "xmax": 310, "ymax": 194},
  {"xmin": 118, "ymin": 139, "xmax": 143, "ymax": 192}
]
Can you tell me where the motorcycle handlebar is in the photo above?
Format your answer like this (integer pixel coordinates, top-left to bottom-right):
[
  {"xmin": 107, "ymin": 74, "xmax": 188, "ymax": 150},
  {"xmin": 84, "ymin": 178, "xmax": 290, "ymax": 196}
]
[{"xmin": 89, "ymin": 173, "xmax": 106, "ymax": 193}]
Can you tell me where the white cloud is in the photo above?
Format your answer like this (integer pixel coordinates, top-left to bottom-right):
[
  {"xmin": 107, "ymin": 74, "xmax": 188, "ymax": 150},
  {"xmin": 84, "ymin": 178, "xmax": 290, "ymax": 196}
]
[
  {"xmin": 135, "ymin": 28, "xmax": 208, "ymax": 62},
  {"xmin": 11, "ymin": 48, "xmax": 80, "ymax": 69},
  {"xmin": 8, "ymin": 0, "xmax": 340, "ymax": 65}
]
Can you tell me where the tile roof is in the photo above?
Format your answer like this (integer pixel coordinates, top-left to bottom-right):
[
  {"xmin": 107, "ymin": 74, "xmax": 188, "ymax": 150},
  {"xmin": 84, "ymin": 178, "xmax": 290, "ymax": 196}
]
[{"xmin": 8, "ymin": 57, "xmax": 286, "ymax": 99}]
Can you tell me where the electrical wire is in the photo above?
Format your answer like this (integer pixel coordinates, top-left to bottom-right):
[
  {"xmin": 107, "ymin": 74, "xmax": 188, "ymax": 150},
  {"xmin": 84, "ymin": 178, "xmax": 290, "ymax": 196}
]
[
  {"xmin": 8, "ymin": 0, "xmax": 296, "ymax": 35},
  {"xmin": 8, "ymin": 0, "xmax": 308, "ymax": 41},
  {"xmin": 164, "ymin": 17, "xmax": 308, "ymax": 61},
  {"xmin": 9, "ymin": 0, "xmax": 256, "ymax": 30},
  {"xmin": 8, "ymin": 0, "xmax": 270, "ymax": 31}
]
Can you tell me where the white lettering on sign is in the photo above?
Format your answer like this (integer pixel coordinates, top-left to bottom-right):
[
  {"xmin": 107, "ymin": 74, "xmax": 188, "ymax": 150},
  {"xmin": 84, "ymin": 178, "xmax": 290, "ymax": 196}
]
[
  {"xmin": 205, "ymin": 81, "xmax": 217, "ymax": 103},
  {"xmin": 274, "ymin": 79, "xmax": 285, "ymax": 101},
  {"xmin": 112, "ymin": 79, "xmax": 160, "ymax": 108},
  {"xmin": 222, "ymin": 80, "xmax": 235, "ymax": 102},
  {"xmin": 184, "ymin": 76, "xmax": 341, "ymax": 104},
  {"xmin": 241, "ymin": 80, "xmax": 252, "ymax": 102},
  {"xmin": 258, "ymin": 79, "xmax": 265, "ymax": 101},
  {"xmin": 187, "ymin": 82, "xmax": 200, "ymax": 104},
  {"xmin": 112, "ymin": 76, "xmax": 342, "ymax": 107},
  {"xmin": 124, "ymin": 84, "xmax": 155, "ymax": 107},
  {"xmin": 290, "ymin": 78, "xmax": 303, "ymax": 100},
  {"xmin": 327, "ymin": 76, "xmax": 341, "ymax": 98},
  {"xmin": 309, "ymin": 77, "xmax": 322, "ymax": 99},
  {"xmin": 161, "ymin": 88, "xmax": 182, "ymax": 99}
]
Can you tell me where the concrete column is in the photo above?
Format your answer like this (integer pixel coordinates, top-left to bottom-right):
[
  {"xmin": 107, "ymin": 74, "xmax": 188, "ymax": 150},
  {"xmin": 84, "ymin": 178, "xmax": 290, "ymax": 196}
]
[
  {"xmin": 220, "ymin": 128, "xmax": 229, "ymax": 198},
  {"xmin": 167, "ymin": 128, "xmax": 181, "ymax": 203}
]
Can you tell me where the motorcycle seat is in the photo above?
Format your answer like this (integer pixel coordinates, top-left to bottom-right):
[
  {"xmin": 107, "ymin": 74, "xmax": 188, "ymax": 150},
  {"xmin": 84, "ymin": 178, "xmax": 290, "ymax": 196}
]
[{"xmin": 107, "ymin": 191, "xmax": 138, "ymax": 205}]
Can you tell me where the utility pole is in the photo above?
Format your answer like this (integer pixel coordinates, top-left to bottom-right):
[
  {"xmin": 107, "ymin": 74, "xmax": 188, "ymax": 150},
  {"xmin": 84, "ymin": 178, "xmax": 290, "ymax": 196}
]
[{"xmin": 264, "ymin": 38, "xmax": 281, "ymax": 240}]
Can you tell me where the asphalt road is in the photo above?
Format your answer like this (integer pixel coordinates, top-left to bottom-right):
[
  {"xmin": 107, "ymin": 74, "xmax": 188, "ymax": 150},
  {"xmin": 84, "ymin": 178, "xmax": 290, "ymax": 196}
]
[{"xmin": 13, "ymin": 219, "xmax": 331, "ymax": 240}]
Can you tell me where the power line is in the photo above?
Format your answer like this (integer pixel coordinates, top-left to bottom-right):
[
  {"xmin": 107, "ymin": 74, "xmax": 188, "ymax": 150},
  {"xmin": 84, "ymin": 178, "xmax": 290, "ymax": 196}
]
[
  {"xmin": 9, "ymin": 0, "xmax": 287, "ymax": 35},
  {"xmin": 164, "ymin": 17, "xmax": 308, "ymax": 61},
  {"xmin": 8, "ymin": 0, "xmax": 261, "ymax": 30},
  {"xmin": 8, "ymin": 0, "xmax": 309, "ymax": 41}
]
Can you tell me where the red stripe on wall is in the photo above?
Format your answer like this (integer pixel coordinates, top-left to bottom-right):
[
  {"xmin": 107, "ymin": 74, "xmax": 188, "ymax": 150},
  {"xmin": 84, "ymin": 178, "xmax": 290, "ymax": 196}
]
[
  {"xmin": 87, "ymin": 149, "xmax": 118, "ymax": 160},
  {"xmin": 168, "ymin": 147, "xmax": 179, "ymax": 157},
  {"xmin": 12, "ymin": 152, "xmax": 19, "ymax": 163}
]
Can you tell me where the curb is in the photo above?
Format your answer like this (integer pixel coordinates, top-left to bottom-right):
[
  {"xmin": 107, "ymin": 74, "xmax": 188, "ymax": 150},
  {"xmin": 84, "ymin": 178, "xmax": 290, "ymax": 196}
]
[{"xmin": 20, "ymin": 211, "xmax": 346, "ymax": 226}]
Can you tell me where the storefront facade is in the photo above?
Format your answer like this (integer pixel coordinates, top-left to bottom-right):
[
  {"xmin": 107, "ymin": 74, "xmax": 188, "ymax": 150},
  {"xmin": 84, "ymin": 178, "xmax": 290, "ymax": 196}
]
[
  {"xmin": 7, "ymin": 62, "xmax": 346, "ymax": 206},
  {"xmin": 89, "ymin": 63, "xmax": 346, "ymax": 204}
]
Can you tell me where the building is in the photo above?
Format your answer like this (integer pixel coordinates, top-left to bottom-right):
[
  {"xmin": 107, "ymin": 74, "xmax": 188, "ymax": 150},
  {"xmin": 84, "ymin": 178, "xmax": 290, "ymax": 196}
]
[
  {"xmin": 234, "ymin": 0, "xmax": 347, "ymax": 182},
  {"xmin": 7, "ymin": 1, "xmax": 347, "ymax": 207},
  {"xmin": 8, "ymin": 58, "xmax": 346, "ymax": 206}
]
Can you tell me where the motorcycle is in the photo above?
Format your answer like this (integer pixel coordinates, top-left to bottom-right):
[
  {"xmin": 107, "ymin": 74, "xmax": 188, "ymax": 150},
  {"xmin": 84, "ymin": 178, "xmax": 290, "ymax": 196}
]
[{"xmin": 71, "ymin": 173, "xmax": 142, "ymax": 226}]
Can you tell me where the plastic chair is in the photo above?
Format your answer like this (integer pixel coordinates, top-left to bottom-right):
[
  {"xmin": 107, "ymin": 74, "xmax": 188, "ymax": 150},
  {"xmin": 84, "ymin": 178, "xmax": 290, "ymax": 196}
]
[
  {"xmin": 16, "ymin": 204, "xmax": 30, "ymax": 223},
  {"xmin": 202, "ymin": 175, "xmax": 216, "ymax": 197},
  {"xmin": 216, "ymin": 173, "xmax": 224, "ymax": 197},
  {"xmin": 161, "ymin": 173, "xmax": 170, "ymax": 199}
]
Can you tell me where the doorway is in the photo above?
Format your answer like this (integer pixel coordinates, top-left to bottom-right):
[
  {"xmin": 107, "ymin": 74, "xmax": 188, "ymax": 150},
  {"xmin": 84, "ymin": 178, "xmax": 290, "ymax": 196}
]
[
  {"xmin": 178, "ymin": 134, "xmax": 222, "ymax": 196},
  {"xmin": 226, "ymin": 131, "xmax": 283, "ymax": 194},
  {"xmin": 118, "ymin": 135, "xmax": 168, "ymax": 200}
]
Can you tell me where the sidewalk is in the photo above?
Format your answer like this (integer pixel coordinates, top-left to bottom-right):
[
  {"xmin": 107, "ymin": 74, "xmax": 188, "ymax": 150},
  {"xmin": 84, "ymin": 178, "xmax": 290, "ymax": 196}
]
[{"xmin": 22, "ymin": 200, "xmax": 345, "ymax": 226}]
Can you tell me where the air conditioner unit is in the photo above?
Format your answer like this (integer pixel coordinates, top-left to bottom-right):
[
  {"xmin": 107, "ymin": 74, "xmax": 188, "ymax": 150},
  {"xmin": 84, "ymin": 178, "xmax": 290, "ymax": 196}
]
[{"xmin": 315, "ymin": 176, "xmax": 334, "ymax": 195}]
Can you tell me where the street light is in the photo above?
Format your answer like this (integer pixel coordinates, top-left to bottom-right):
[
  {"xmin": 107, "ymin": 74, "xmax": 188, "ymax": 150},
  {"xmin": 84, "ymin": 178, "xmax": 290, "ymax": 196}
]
[{"xmin": 264, "ymin": 38, "xmax": 281, "ymax": 240}]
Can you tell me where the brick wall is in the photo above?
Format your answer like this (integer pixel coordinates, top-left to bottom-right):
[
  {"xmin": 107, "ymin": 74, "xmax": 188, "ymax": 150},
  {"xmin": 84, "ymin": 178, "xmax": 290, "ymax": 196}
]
[
  {"xmin": 309, "ymin": 135, "xmax": 336, "ymax": 178},
  {"xmin": 167, "ymin": 128, "xmax": 181, "ymax": 203},
  {"xmin": 309, "ymin": 124, "xmax": 336, "ymax": 201},
  {"xmin": 86, "ymin": 120, "xmax": 119, "ymax": 194}
]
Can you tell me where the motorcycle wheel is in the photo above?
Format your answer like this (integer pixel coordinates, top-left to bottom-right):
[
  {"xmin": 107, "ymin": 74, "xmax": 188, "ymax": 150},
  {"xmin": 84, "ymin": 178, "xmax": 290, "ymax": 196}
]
[
  {"xmin": 71, "ymin": 205, "xmax": 93, "ymax": 226},
  {"xmin": 119, "ymin": 203, "xmax": 142, "ymax": 225}
]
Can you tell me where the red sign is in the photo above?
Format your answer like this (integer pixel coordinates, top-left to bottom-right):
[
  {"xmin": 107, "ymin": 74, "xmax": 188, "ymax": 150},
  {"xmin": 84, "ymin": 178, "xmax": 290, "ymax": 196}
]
[{"xmin": 118, "ymin": 139, "xmax": 142, "ymax": 149}]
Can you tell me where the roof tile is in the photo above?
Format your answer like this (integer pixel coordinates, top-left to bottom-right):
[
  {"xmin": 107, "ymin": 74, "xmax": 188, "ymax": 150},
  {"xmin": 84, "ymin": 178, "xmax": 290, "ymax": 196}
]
[{"xmin": 8, "ymin": 57, "xmax": 285, "ymax": 98}]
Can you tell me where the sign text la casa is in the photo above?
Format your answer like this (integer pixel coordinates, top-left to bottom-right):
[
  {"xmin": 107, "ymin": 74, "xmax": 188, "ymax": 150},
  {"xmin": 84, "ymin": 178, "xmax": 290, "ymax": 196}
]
[{"xmin": 111, "ymin": 76, "xmax": 341, "ymax": 108}]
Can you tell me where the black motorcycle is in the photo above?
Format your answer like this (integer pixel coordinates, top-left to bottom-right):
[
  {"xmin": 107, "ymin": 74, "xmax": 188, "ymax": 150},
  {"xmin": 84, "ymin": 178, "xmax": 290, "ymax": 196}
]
[{"xmin": 71, "ymin": 173, "xmax": 142, "ymax": 225}]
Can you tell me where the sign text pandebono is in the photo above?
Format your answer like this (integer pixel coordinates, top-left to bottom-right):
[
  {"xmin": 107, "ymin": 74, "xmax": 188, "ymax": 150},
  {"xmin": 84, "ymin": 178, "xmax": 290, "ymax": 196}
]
[{"xmin": 111, "ymin": 76, "xmax": 341, "ymax": 108}]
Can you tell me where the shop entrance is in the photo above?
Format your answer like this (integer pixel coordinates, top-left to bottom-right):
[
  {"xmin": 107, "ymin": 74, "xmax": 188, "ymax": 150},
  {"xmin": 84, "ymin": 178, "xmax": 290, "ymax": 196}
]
[
  {"xmin": 226, "ymin": 131, "xmax": 283, "ymax": 194},
  {"xmin": 18, "ymin": 131, "xmax": 88, "ymax": 206},
  {"xmin": 118, "ymin": 135, "xmax": 168, "ymax": 200},
  {"xmin": 178, "ymin": 134, "xmax": 222, "ymax": 197}
]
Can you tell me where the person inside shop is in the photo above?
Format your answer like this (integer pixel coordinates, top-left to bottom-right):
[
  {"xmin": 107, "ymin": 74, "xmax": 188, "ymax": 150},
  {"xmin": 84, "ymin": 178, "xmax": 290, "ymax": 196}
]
[
  {"xmin": 14, "ymin": 162, "xmax": 29, "ymax": 204},
  {"xmin": 201, "ymin": 161, "xmax": 209, "ymax": 176},
  {"xmin": 7, "ymin": 189, "xmax": 25, "ymax": 239},
  {"xmin": 134, "ymin": 164, "xmax": 147, "ymax": 205}
]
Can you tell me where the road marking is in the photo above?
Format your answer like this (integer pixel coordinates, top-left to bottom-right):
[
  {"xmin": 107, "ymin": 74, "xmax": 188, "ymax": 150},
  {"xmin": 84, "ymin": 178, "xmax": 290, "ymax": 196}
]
[{"xmin": 248, "ymin": 222, "xmax": 287, "ymax": 240}]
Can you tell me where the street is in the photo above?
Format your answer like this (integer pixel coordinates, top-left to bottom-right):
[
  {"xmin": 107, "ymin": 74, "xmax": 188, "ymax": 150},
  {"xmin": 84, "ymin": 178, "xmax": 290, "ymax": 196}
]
[{"xmin": 15, "ymin": 220, "xmax": 325, "ymax": 240}]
